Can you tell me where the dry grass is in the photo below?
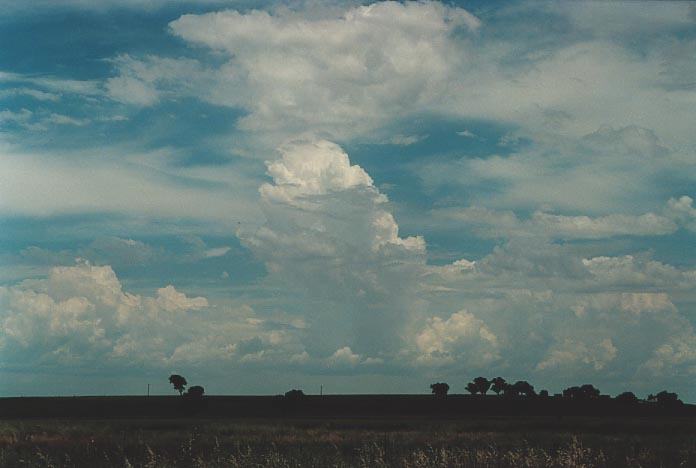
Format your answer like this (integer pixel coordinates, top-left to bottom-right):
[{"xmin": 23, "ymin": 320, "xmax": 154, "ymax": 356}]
[{"xmin": 0, "ymin": 419, "xmax": 694, "ymax": 467}]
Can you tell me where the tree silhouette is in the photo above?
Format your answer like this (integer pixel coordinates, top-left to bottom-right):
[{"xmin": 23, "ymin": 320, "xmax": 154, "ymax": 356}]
[
  {"xmin": 563, "ymin": 384, "xmax": 600, "ymax": 400},
  {"xmin": 465, "ymin": 382, "xmax": 477, "ymax": 395},
  {"xmin": 430, "ymin": 382, "xmax": 450, "ymax": 398},
  {"xmin": 284, "ymin": 389, "xmax": 305, "ymax": 399},
  {"xmin": 615, "ymin": 391, "xmax": 638, "ymax": 404},
  {"xmin": 648, "ymin": 390, "xmax": 681, "ymax": 406},
  {"xmin": 490, "ymin": 377, "xmax": 507, "ymax": 395},
  {"xmin": 186, "ymin": 385, "xmax": 205, "ymax": 399},
  {"xmin": 510, "ymin": 381, "xmax": 535, "ymax": 397},
  {"xmin": 473, "ymin": 377, "xmax": 491, "ymax": 395},
  {"xmin": 539, "ymin": 389, "xmax": 549, "ymax": 398},
  {"xmin": 168, "ymin": 374, "xmax": 187, "ymax": 395}
]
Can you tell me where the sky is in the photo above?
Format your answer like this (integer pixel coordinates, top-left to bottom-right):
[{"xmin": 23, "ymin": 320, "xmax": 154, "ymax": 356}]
[{"xmin": 1, "ymin": 0, "xmax": 696, "ymax": 400}]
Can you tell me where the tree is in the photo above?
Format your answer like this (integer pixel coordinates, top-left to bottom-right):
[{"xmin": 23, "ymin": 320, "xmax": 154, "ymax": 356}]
[
  {"xmin": 648, "ymin": 390, "xmax": 681, "ymax": 406},
  {"xmin": 465, "ymin": 382, "xmax": 478, "ymax": 395},
  {"xmin": 473, "ymin": 377, "xmax": 491, "ymax": 395},
  {"xmin": 490, "ymin": 377, "xmax": 507, "ymax": 395},
  {"xmin": 168, "ymin": 374, "xmax": 187, "ymax": 395},
  {"xmin": 539, "ymin": 389, "xmax": 549, "ymax": 398},
  {"xmin": 563, "ymin": 384, "xmax": 600, "ymax": 400},
  {"xmin": 284, "ymin": 389, "xmax": 305, "ymax": 399},
  {"xmin": 186, "ymin": 385, "xmax": 205, "ymax": 399},
  {"xmin": 430, "ymin": 382, "xmax": 450, "ymax": 398},
  {"xmin": 580, "ymin": 384, "xmax": 600, "ymax": 399},
  {"xmin": 615, "ymin": 391, "xmax": 638, "ymax": 404},
  {"xmin": 511, "ymin": 381, "xmax": 535, "ymax": 397}
]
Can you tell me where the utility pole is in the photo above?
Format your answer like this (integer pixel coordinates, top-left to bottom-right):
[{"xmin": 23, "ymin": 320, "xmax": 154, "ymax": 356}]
[
  {"xmin": 320, "ymin": 384, "xmax": 323, "ymax": 396},
  {"xmin": 147, "ymin": 383, "xmax": 150, "ymax": 397}
]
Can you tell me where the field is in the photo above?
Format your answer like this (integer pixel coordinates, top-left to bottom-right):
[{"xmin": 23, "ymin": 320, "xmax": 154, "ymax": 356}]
[
  {"xmin": 2, "ymin": 417, "xmax": 696, "ymax": 467},
  {"xmin": 1, "ymin": 396, "xmax": 695, "ymax": 467}
]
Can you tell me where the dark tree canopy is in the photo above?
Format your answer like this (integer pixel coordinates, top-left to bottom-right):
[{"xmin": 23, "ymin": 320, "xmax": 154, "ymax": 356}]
[
  {"xmin": 539, "ymin": 389, "xmax": 549, "ymax": 398},
  {"xmin": 490, "ymin": 377, "xmax": 507, "ymax": 395},
  {"xmin": 285, "ymin": 389, "xmax": 305, "ymax": 399},
  {"xmin": 473, "ymin": 377, "xmax": 491, "ymax": 395},
  {"xmin": 648, "ymin": 390, "xmax": 681, "ymax": 406},
  {"xmin": 615, "ymin": 391, "xmax": 638, "ymax": 404},
  {"xmin": 168, "ymin": 374, "xmax": 187, "ymax": 395},
  {"xmin": 563, "ymin": 384, "xmax": 600, "ymax": 400},
  {"xmin": 512, "ymin": 380, "xmax": 536, "ymax": 397},
  {"xmin": 186, "ymin": 385, "xmax": 205, "ymax": 399},
  {"xmin": 430, "ymin": 382, "xmax": 450, "ymax": 398}
]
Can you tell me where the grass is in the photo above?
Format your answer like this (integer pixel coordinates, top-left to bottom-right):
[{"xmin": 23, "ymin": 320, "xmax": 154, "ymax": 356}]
[{"xmin": 1, "ymin": 418, "xmax": 695, "ymax": 467}]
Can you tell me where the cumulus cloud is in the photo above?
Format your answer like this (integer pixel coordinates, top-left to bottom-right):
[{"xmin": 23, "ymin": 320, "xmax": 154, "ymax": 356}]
[
  {"xmin": 241, "ymin": 138, "xmax": 426, "ymax": 357},
  {"xmin": 328, "ymin": 346, "xmax": 361, "ymax": 368},
  {"xmin": 95, "ymin": 2, "xmax": 694, "ymax": 151},
  {"xmin": 159, "ymin": 2, "xmax": 477, "ymax": 143},
  {"xmin": 0, "ymin": 261, "xmax": 315, "ymax": 372},
  {"xmin": 537, "ymin": 338, "xmax": 617, "ymax": 372},
  {"xmin": 415, "ymin": 310, "xmax": 500, "ymax": 367},
  {"xmin": 666, "ymin": 195, "xmax": 696, "ymax": 232}
]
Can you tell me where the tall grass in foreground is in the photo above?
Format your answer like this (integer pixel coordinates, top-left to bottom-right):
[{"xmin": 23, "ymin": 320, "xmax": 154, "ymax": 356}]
[{"xmin": 1, "ymin": 420, "xmax": 695, "ymax": 467}]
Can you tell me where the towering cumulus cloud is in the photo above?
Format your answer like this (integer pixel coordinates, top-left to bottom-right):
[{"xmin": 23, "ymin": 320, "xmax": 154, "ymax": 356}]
[{"xmin": 242, "ymin": 139, "xmax": 425, "ymax": 359}]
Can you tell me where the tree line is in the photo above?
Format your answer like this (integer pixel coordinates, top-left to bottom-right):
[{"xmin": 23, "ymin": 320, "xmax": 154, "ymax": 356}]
[
  {"xmin": 168, "ymin": 373, "xmax": 682, "ymax": 408},
  {"xmin": 430, "ymin": 377, "xmax": 681, "ymax": 406}
]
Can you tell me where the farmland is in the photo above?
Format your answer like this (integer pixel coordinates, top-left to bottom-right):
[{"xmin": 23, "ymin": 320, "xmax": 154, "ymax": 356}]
[{"xmin": 1, "ymin": 396, "xmax": 695, "ymax": 467}]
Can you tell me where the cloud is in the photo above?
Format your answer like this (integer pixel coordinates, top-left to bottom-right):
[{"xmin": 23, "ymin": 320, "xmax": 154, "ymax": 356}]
[
  {"xmin": 0, "ymin": 260, "xmax": 310, "ymax": 370},
  {"xmin": 163, "ymin": 2, "xmax": 479, "ymax": 143},
  {"xmin": 434, "ymin": 205, "xmax": 677, "ymax": 240},
  {"xmin": 0, "ymin": 261, "xmax": 206, "ymax": 365},
  {"xmin": 0, "ymin": 71, "xmax": 102, "ymax": 98},
  {"xmin": 415, "ymin": 310, "xmax": 500, "ymax": 367},
  {"xmin": 105, "ymin": 55, "xmax": 217, "ymax": 106},
  {"xmin": 420, "ymin": 125, "xmax": 694, "ymax": 214},
  {"xmin": 45, "ymin": 113, "xmax": 89, "ymax": 126},
  {"xmin": 0, "ymin": 109, "xmax": 33, "ymax": 126},
  {"xmin": 241, "ymin": 138, "xmax": 426, "ymax": 357},
  {"xmin": 382, "ymin": 134, "xmax": 428, "ymax": 146},
  {"xmin": 456, "ymin": 129, "xmax": 477, "ymax": 138},
  {"xmin": 666, "ymin": 196, "xmax": 696, "ymax": 232},
  {"xmin": 327, "ymin": 346, "xmax": 361, "ymax": 368},
  {"xmin": 0, "ymin": 145, "xmax": 260, "ymax": 224},
  {"xmin": 537, "ymin": 338, "xmax": 617, "ymax": 371},
  {"xmin": 0, "ymin": 87, "xmax": 60, "ymax": 102}
]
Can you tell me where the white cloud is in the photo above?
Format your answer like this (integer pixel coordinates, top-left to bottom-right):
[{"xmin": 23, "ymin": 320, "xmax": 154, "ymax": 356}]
[
  {"xmin": 421, "ymin": 125, "xmax": 694, "ymax": 214},
  {"xmin": 164, "ymin": 2, "xmax": 479, "ymax": 143},
  {"xmin": 667, "ymin": 195, "xmax": 696, "ymax": 232},
  {"xmin": 456, "ymin": 129, "xmax": 477, "ymax": 138},
  {"xmin": 435, "ymin": 205, "xmax": 677, "ymax": 240},
  {"xmin": 0, "ymin": 71, "xmax": 102, "ymax": 98},
  {"xmin": 328, "ymin": 346, "xmax": 361, "ymax": 367},
  {"xmin": 415, "ymin": 310, "xmax": 500, "ymax": 367},
  {"xmin": 0, "ymin": 261, "xmax": 311, "ymax": 369},
  {"xmin": 241, "ymin": 138, "xmax": 426, "ymax": 357},
  {"xmin": 0, "ymin": 109, "xmax": 32, "ymax": 126},
  {"xmin": 0, "ymin": 87, "xmax": 60, "ymax": 101},
  {"xmin": 46, "ymin": 113, "xmax": 89, "ymax": 126},
  {"xmin": 537, "ymin": 338, "xmax": 617, "ymax": 371},
  {"xmin": 382, "ymin": 134, "xmax": 428, "ymax": 146},
  {"xmin": 0, "ymin": 145, "xmax": 261, "ymax": 224},
  {"xmin": 260, "ymin": 139, "xmax": 374, "ymax": 203}
]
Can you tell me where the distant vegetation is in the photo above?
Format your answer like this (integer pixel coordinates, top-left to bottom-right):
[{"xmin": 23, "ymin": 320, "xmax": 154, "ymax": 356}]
[
  {"xmin": 429, "ymin": 376, "xmax": 683, "ymax": 407},
  {"xmin": 168, "ymin": 374, "xmax": 205, "ymax": 399}
]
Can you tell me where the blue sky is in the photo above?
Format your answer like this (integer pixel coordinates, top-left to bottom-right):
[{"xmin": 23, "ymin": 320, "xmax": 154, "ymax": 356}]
[{"xmin": 2, "ymin": 0, "xmax": 696, "ymax": 400}]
